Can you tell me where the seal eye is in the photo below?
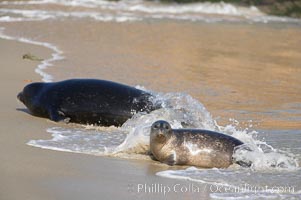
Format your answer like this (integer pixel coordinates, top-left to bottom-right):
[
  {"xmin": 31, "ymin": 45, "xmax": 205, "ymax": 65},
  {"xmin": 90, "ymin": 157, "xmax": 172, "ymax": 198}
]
[
  {"xmin": 163, "ymin": 123, "xmax": 170, "ymax": 130},
  {"xmin": 153, "ymin": 123, "xmax": 160, "ymax": 129}
]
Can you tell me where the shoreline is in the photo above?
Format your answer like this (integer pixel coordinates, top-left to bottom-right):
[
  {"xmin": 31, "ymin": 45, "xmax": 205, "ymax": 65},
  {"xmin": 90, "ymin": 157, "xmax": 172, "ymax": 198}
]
[
  {"xmin": 1, "ymin": 16, "xmax": 300, "ymax": 197},
  {"xmin": 0, "ymin": 29, "xmax": 64, "ymax": 82},
  {"xmin": 0, "ymin": 38, "xmax": 205, "ymax": 200},
  {"xmin": 2, "ymin": 20, "xmax": 300, "ymax": 130}
]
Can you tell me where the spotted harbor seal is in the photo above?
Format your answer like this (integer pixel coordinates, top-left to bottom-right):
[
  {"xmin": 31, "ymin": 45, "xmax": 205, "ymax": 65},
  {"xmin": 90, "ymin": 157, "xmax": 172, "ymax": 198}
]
[
  {"xmin": 150, "ymin": 120, "xmax": 245, "ymax": 168},
  {"xmin": 17, "ymin": 79, "xmax": 159, "ymax": 126}
]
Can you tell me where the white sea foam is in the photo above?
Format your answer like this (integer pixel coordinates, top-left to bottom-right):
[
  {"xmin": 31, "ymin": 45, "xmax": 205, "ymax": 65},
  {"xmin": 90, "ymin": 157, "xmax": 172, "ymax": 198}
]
[
  {"xmin": 0, "ymin": 0, "xmax": 300, "ymax": 24},
  {"xmin": 21, "ymin": 83, "xmax": 301, "ymax": 199},
  {"xmin": 26, "ymin": 92, "xmax": 218, "ymax": 155},
  {"xmin": 27, "ymin": 126, "xmax": 127, "ymax": 154},
  {"xmin": 25, "ymin": 90, "xmax": 299, "ymax": 171},
  {"xmin": 0, "ymin": 0, "xmax": 267, "ymax": 17},
  {"xmin": 112, "ymin": 92, "xmax": 217, "ymax": 154},
  {"xmin": 157, "ymin": 167, "xmax": 301, "ymax": 199},
  {"xmin": 210, "ymin": 193, "xmax": 301, "ymax": 200},
  {"xmin": 0, "ymin": 8, "xmax": 140, "ymax": 22},
  {"xmin": 155, "ymin": 119, "xmax": 300, "ymax": 198},
  {"xmin": 0, "ymin": 27, "xmax": 64, "ymax": 82}
]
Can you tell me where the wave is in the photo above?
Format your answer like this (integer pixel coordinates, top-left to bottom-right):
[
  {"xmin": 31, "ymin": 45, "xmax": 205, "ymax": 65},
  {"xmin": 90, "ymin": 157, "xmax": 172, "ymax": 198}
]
[
  {"xmin": 0, "ymin": 8, "xmax": 140, "ymax": 22},
  {"xmin": 1, "ymin": 0, "xmax": 300, "ymax": 24}
]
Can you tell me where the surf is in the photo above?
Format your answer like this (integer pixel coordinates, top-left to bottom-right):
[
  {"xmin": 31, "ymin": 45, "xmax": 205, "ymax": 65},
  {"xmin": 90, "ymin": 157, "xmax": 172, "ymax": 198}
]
[{"xmin": 1, "ymin": 0, "xmax": 301, "ymax": 24}]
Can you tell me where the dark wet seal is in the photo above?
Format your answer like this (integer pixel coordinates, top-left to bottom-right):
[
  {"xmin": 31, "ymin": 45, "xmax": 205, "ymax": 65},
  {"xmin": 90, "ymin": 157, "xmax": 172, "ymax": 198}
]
[{"xmin": 17, "ymin": 79, "xmax": 161, "ymax": 126}]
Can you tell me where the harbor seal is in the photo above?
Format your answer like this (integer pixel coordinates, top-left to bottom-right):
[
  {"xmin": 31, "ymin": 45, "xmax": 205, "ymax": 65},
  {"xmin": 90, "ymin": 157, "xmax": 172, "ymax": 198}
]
[
  {"xmin": 150, "ymin": 120, "xmax": 245, "ymax": 168},
  {"xmin": 17, "ymin": 79, "xmax": 159, "ymax": 126}
]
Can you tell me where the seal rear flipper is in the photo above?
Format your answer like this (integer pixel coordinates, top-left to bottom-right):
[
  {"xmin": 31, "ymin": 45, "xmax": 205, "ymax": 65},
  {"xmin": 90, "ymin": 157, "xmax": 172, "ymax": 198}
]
[{"xmin": 233, "ymin": 144, "xmax": 253, "ymax": 168}]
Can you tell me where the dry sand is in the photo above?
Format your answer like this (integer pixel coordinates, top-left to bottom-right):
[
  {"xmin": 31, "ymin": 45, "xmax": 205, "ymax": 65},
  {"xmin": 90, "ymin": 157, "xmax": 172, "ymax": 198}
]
[{"xmin": 0, "ymin": 38, "xmax": 210, "ymax": 200}]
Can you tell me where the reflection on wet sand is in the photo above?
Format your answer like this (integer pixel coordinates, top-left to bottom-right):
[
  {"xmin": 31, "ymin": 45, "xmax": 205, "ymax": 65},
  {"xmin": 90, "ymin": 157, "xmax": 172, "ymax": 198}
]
[{"xmin": 2, "ymin": 21, "xmax": 300, "ymax": 129}]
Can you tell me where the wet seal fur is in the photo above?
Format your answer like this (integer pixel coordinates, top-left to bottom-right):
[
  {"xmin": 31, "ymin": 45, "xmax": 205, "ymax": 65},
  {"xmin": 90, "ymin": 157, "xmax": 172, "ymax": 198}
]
[
  {"xmin": 17, "ymin": 79, "xmax": 159, "ymax": 126},
  {"xmin": 150, "ymin": 120, "xmax": 247, "ymax": 168}
]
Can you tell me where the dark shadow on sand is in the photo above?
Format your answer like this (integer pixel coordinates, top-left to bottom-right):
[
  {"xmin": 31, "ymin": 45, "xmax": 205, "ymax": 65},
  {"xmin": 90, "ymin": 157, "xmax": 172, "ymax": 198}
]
[{"xmin": 16, "ymin": 108, "xmax": 30, "ymax": 115}]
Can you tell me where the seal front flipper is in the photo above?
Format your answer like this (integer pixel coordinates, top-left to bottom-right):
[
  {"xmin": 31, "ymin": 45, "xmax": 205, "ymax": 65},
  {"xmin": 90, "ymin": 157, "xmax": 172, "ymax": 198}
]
[
  {"xmin": 49, "ymin": 109, "xmax": 70, "ymax": 123},
  {"xmin": 147, "ymin": 151, "xmax": 158, "ymax": 161},
  {"xmin": 164, "ymin": 153, "xmax": 177, "ymax": 166}
]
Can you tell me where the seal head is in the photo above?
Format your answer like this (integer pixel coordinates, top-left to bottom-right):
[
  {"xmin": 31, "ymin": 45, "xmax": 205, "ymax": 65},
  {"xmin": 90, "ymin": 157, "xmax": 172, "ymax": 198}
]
[
  {"xmin": 150, "ymin": 120, "xmax": 179, "ymax": 166},
  {"xmin": 17, "ymin": 82, "xmax": 48, "ymax": 118},
  {"xmin": 150, "ymin": 120, "xmax": 172, "ymax": 143}
]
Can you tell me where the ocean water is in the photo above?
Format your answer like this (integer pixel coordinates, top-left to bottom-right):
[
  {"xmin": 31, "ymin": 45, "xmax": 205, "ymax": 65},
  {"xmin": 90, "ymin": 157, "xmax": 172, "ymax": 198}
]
[
  {"xmin": 1, "ymin": 0, "xmax": 301, "ymax": 199},
  {"xmin": 1, "ymin": 0, "xmax": 301, "ymax": 24}
]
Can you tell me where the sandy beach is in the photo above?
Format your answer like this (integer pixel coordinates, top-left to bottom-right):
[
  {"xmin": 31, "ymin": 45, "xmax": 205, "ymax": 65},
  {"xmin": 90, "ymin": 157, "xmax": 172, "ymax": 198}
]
[
  {"xmin": 1, "ymin": 0, "xmax": 301, "ymax": 199},
  {"xmin": 0, "ymin": 38, "xmax": 211, "ymax": 200},
  {"xmin": 1, "ymin": 33, "xmax": 300, "ymax": 199},
  {"xmin": 2, "ymin": 20, "xmax": 300, "ymax": 129}
]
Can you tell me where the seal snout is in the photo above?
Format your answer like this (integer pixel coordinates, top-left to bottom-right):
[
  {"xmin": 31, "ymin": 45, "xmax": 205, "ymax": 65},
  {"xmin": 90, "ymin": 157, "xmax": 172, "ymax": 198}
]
[{"xmin": 17, "ymin": 92, "xmax": 24, "ymax": 103}]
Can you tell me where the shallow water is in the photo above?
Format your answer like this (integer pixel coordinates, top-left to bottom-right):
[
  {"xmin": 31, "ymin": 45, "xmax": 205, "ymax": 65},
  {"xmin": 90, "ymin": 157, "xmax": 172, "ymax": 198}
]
[{"xmin": 1, "ymin": 0, "xmax": 301, "ymax": 199}]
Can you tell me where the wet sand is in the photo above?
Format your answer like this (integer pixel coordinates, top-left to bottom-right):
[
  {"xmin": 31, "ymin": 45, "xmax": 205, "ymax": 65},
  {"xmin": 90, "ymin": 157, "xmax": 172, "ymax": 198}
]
[
  {"xmin": 0, "ymin": 38, "xmax": 212, "ymax": 200},
  {"xmin": 1, "ymin": 15, "xmax": 301, "ymax": 199},
  {"xmin": 2, "ymin": 20, "xmax": 300, "ymax": 129}
]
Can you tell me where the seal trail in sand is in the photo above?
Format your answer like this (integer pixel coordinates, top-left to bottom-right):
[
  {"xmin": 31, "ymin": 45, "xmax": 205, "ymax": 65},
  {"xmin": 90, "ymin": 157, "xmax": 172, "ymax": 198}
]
[
  {"xmin": 150, "ymin": 120, "xmax": 247, "ymax": 168},
  {"xmin": 17, "ymin": 79, "xmax": 160, "ymax": 126}
]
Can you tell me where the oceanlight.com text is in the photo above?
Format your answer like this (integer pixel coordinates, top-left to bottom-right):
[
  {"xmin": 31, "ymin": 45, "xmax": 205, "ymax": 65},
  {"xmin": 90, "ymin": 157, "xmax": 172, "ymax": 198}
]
[{"xmin": 127, "ymin": 183, "xmax": 295, "ymax": 195}]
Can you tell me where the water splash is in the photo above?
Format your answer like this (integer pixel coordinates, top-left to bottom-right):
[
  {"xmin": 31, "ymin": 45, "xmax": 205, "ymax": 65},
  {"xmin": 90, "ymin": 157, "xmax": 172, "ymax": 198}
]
[
  {"xmin": 112, "ymin": 91, "xmax": 217, "ymax": 154},
  {"xmin": 26, "ymin": 90, "xmax": 299, "ymax": 171},
  {"xmin": 26, "ymin": 91, "xmax": 300, "ymax": 200},
  {"xmin": 214, "ymin": 120, "xmax": 299, "ymax": 171}
]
